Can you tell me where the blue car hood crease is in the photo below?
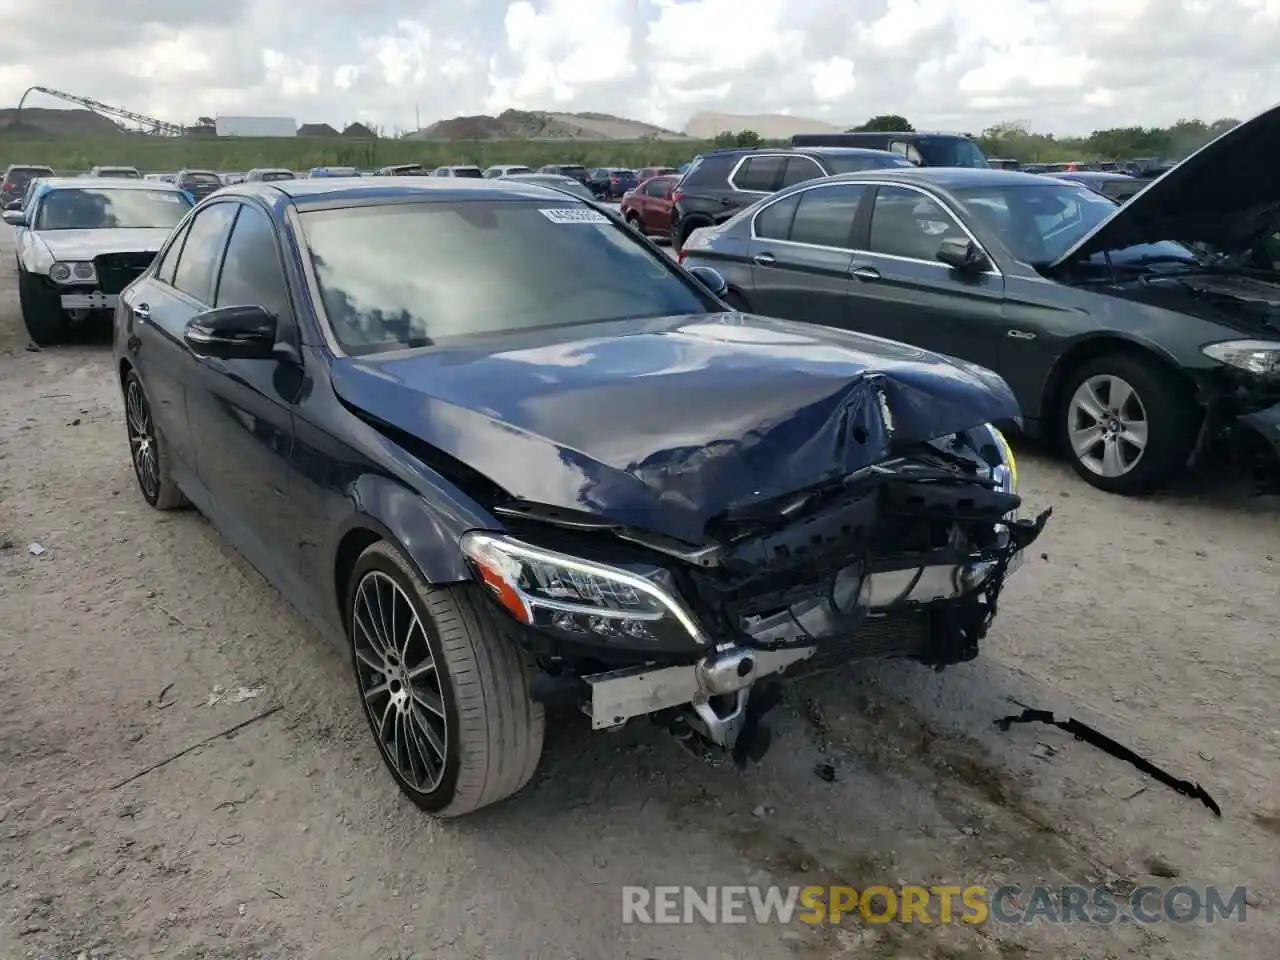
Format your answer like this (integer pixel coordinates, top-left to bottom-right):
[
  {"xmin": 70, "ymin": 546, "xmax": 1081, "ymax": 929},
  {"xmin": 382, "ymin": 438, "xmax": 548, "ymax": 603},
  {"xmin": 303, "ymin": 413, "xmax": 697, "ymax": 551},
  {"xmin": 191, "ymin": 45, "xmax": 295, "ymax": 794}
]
[{"xmin": 330, "ymin": 313, "xmax": 1021, "ymax": 545}]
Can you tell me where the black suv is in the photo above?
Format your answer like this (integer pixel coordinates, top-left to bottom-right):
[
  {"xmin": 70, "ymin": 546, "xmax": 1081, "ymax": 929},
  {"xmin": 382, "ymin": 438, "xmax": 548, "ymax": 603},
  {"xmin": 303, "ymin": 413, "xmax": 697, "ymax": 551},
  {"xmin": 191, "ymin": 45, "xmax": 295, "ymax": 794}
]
[{"xmin": 669, "ymin": 147, "xmax": 913, "ymax": 249}]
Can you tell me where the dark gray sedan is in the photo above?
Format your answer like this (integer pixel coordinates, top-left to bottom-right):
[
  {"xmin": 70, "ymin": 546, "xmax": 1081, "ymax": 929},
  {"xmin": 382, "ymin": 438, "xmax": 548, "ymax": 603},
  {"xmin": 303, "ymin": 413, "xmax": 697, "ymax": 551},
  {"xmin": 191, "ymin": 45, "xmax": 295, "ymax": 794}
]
[{"xmin": 680, "ymin": 127, "xmax": 1280, "ymax": 496}]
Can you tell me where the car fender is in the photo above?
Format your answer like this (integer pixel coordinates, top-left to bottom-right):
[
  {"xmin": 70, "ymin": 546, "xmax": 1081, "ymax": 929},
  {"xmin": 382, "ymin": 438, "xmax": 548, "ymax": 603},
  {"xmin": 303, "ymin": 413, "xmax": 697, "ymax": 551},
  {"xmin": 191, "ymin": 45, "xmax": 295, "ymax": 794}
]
[
  {"xmin": 325, "ymin": 468, "xmax": 500, "ymax": 627},
  {"xmin": 1038, "ymin": 328, "xmax": 1206, "ymax": 425},
  {"xmin": 19, "ymin": 232, "xmax": 52, "ymax": 275}
]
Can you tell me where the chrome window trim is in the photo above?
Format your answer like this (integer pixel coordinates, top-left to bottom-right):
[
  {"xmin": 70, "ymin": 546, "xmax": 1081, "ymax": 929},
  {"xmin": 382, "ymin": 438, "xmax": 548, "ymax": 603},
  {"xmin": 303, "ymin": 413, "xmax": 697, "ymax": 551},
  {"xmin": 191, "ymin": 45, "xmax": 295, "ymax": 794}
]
[
  {"xmin": 748, "ymin": 178, "xmax": 1002, "ymax": 277},
  {"xmin": 727, "ymin": 153, "xmax": 794, "ymax": 195}
]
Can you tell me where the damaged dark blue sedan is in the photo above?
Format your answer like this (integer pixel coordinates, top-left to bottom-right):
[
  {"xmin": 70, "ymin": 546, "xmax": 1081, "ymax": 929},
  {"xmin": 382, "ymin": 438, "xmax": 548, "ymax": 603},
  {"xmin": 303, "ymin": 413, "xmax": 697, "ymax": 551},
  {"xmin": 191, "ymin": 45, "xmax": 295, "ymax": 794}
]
[{"xmin": 113, "ymin": 177, "xmax": 1049, "ymax": 816}]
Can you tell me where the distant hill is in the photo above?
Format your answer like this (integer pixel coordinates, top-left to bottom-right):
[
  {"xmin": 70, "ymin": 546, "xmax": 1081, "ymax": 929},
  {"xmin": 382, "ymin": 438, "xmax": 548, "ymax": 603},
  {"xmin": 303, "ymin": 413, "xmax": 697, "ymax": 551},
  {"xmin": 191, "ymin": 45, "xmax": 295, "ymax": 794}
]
[
  {"xmin": 0, "ymin": 107, "xmax": 123, "ymax": 138},
  {"xmin": 410, "ymin": 109, "xmax": 687, "ymax": 141},
  {"xmin": 683, "ymin": 111, "xmax": 846, "ymax": 140}
]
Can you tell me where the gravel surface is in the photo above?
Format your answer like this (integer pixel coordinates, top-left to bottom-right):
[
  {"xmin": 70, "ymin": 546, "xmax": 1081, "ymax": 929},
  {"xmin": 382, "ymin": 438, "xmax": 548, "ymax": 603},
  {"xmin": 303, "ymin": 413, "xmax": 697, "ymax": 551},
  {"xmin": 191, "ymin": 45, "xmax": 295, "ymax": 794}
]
[{"xmin": 1, "ymin": 225, "xmax": 1277, "ymax": 959}]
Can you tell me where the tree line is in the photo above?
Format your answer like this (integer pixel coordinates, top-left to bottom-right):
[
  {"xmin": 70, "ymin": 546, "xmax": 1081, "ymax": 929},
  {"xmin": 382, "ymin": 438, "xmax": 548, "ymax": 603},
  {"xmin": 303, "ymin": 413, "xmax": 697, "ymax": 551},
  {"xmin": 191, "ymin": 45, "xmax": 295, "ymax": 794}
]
[{"xmin": 714, "ymin": 113, "xmax": 1241, "ymax": 163}]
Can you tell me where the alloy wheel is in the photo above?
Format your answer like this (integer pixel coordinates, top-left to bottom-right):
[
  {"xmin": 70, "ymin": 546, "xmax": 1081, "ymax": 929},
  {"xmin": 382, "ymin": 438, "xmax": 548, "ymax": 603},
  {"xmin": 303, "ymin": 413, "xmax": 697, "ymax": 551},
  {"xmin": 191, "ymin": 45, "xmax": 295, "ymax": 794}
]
[
  {"xmin": 1067, "ymin": 373, "xmax": 1149, "ymax": 478},
  {"xmin": 352, "ymin": 571, "xmax": 448, "ymax": 794},
  {"xmin": 125, "ymin": 378, "xmax": 159, "ymax": 500}
]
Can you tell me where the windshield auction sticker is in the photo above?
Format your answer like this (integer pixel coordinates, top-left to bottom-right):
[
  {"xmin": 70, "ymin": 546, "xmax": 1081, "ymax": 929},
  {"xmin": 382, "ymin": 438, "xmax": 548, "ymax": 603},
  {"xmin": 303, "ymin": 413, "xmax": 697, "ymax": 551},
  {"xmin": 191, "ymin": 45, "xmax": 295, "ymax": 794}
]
[{"xmin": 539, "ymin": 207, "xmax": 610, "ymax": 224}]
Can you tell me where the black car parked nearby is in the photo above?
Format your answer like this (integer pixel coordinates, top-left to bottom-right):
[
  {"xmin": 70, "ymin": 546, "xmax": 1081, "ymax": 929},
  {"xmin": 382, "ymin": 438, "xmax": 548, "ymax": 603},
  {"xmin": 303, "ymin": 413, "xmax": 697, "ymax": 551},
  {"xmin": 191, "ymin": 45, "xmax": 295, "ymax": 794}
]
[
  {"xmin": 670, "ymin": 146, "xmax": 914, "ymax": 250},
  {"xmin": 682, "ymin": 102, "xmax": 1280, "ymax": 494},
  {"xmin": 113, "ymin": 176, "xmax": 1042, "ymax": 816},
  {"xmin": 176, "ymin": 169, "xmax": 224, "ymax": 201},
  {"xmin": 587, "ymin": 167, "xmax": 637, "ymax": 200},
  {"xmin": 537, "ymin": 164, "xmax": 590, "ymax": 184},
  {"xmin": 1046, "ymin": 170, "xmax": 1146, "ymax": 204}
]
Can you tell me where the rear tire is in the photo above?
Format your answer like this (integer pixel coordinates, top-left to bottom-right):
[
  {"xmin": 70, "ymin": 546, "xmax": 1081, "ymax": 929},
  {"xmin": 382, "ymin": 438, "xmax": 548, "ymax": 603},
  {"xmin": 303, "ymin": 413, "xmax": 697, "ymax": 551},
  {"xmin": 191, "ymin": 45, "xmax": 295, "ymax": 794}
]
[
  {"xmin": 18, "ymin": 268, "xmax": 66, "ymax": 346},
  {"xmin": 123, "ymin": 371, "xmax": 188, "ymax": 510},
  {"xmin": 625, "ymin": 212, "xmax": 643, "ymax": 232},
  {"xmin": 1056, "ymin": 352, "xmax": 1198, "ymax": 494},
  {"xmin": 348, "ymin": 541, "xmax": 544, "ymax": 817}
]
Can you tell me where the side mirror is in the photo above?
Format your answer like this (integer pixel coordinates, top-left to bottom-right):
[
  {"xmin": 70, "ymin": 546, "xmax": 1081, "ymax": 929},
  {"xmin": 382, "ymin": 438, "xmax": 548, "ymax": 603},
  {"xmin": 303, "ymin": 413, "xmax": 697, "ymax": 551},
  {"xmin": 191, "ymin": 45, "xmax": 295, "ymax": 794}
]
[
  {"xmin": 937, "ymin": 237, "xmax": 990, "ymax": 273},
  {"xmin": 2, "ymin": 209, "xmax": 26, "ymax": 226},
  {"xmin": 5, "ymin": 199, "xmax": 23, "ymax": 211},
  {"xmin": 688, "ymin": 265, "xmax": 729, "ymax": 298},
  {"xmin": 184, "ymin": 305, "xmax": 278, "ymax": 360}
]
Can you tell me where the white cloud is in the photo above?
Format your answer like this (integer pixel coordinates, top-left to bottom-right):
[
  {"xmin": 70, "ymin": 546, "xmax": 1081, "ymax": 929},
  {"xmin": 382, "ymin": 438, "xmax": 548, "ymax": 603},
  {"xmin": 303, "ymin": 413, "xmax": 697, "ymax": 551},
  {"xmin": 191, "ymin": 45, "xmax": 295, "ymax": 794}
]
[{"xmin": 0, "ymin": 0, "xmax": 1277, "ymax": 136}]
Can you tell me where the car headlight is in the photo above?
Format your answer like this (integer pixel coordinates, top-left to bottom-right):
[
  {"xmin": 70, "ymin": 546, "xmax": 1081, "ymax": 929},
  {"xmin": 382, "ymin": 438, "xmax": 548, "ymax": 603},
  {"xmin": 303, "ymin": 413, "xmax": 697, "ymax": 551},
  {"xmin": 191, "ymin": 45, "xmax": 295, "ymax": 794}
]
[
  {"xmin": 986, "ymin": 424, "xmax": 1018, "ymax": 494},
  {"xmin": 460, "ymin": 532, "xmax": 708, "ymax": 649},
  {"xmin": 49, "ymin": 261, "xmax": 96, "ymax": 284},
  {"xmin": 1202, "ymin": 340, "xmax": 1280, "ymax": 378}
]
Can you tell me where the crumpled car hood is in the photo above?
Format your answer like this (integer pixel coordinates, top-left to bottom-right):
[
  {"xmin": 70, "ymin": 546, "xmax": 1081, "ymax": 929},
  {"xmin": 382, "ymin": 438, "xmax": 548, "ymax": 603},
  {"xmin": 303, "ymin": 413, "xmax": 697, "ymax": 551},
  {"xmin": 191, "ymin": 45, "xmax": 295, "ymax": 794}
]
[
  {"xmin": 36, "ymin": 228, "xmax": 173, "ymax": 261},
  {"xmin": 330, "ymin": 313, "xmax": 1022, "ymax": 544},
  {"xmin": 1053, "ymin": 101, "xmax": 1280, "ymax": 265}
]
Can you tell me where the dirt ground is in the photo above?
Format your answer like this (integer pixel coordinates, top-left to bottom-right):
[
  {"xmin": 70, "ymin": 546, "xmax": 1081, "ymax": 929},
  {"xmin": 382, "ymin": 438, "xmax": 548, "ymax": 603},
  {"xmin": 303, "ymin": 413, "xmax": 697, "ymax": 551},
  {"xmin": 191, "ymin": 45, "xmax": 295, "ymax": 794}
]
[{"xmin": 1, "ymin": 225, "xmax": 1277, "ymax": 960}]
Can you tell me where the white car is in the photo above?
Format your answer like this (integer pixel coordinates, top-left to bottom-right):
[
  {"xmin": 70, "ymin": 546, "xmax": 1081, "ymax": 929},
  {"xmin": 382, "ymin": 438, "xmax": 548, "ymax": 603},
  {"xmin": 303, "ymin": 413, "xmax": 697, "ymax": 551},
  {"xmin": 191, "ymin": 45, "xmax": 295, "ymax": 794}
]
[{"xmin": 2, "ymin": 177, "xmax": 193, "ymax": 345}]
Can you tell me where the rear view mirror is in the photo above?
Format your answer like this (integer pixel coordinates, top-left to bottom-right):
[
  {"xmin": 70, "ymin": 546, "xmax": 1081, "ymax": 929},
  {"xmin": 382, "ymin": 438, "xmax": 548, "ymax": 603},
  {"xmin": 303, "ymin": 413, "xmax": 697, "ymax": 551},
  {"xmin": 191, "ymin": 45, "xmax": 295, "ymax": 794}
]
[
  {"xmin": 937, "ymin": 237, "xmax": 990, "ymax": 273},
  {"xmin": 2, "ymin": 209, "xmax": 26, "ymax": 226},
  {"xmin": 184, "ymin": 305, "xmax": 278, "ymax": 360},
  {"xmin": 687, "ymin": 265, "xmax": 729, "ymax": 298}
]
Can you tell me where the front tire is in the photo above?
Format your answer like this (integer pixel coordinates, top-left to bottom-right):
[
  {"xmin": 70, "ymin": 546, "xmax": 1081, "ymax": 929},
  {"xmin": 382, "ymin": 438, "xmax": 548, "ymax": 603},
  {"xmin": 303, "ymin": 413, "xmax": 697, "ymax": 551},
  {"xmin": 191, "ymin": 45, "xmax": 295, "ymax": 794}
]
[
  {"xmin": 1057, "ymin": 352, "xmax": 1198, "ymax": 494},
  {"xmin": 348, "ymin": 542, "xmax": 544, "ymax": 817},
  {"xmin": 18, "ymin": 268, "xmax": 66, "ymax": 346}
]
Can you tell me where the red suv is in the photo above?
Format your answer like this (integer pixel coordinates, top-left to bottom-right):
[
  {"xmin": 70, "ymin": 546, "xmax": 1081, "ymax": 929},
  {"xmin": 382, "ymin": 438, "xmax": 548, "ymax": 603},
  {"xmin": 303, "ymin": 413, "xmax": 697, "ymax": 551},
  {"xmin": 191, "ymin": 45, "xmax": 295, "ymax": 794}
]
[{"xmin": 620, "ymin": 174, "xmax": 678, "ymax": 238}]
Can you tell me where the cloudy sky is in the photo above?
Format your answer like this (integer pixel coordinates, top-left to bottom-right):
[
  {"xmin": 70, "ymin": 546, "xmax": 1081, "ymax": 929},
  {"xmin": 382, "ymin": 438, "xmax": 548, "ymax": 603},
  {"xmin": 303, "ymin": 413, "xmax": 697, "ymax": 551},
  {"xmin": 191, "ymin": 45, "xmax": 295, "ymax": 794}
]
[{"xmin": 1, "ymin": 0, "xmax": 1276, "ymax": 135}]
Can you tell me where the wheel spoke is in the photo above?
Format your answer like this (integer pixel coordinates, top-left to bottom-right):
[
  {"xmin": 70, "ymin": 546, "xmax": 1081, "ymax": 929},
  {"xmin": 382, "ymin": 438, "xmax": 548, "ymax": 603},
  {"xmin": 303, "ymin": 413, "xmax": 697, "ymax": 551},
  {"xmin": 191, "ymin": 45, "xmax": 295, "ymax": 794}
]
[
  {"xmin": 411, "ymin": 687, "xmax": 446, "ymax": 719},
  {"xmin": 1120, "ymin": 418, "xmax": 1148, "ymax": 449},
  {"xmin": 1107, "ymin": 377, "xmax": 1134, "ymax": 414},
  {"xmin": 1069, "ymin": 425, "xmax": 1103, "ymax": 457},
  {"xmin": 352, "ymin": 570, "xmax": 448, "ymax": 795},
  {"xmin": 1076, "ymin": 382, "xmax": 1106, "ymax": 421},
  {"xmin": 1101, "ymin": 437, "xmax": 1127, "ymax": 477}
]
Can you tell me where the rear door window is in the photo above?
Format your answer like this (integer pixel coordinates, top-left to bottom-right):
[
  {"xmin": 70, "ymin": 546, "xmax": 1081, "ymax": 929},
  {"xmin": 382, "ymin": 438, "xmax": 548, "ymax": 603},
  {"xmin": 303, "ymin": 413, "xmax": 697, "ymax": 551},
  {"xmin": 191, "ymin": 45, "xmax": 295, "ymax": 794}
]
[
  {"xmin": 788, "ymin": 184, "xmax": 866, "ymax": 248},
  {"xmin": 732, "ymin": 155, "xmax": 785, "ymax": 193},
  {"xmin": 779, "ymin": 156, "xmax": 825, "ymax": 188}
]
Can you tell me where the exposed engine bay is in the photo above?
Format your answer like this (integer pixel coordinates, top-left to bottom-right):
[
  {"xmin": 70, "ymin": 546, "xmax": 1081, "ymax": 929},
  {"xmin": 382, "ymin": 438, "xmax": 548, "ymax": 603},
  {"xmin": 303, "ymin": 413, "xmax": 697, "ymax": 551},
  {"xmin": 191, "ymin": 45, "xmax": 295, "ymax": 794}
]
[{"xmin": 465, "ymin": 424, "xmax": 1050, "ymax": 764}]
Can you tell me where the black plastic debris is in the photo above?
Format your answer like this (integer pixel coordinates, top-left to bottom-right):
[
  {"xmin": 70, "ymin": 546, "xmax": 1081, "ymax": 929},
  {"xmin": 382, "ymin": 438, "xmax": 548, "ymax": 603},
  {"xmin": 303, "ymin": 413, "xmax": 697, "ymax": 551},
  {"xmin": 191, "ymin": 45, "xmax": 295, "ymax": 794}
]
[
  {"xmin": 814, "ymin": 762, "xmax": 837, "ymax": 783},
  {"xmin": 994, "ymin": 707, "xmax": 1222, "ymax": 817}
]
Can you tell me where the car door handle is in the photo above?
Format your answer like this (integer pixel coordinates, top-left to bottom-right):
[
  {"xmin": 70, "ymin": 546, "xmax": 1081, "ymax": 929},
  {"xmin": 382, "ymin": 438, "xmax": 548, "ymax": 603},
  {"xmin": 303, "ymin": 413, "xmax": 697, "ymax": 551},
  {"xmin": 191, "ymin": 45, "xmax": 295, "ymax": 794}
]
[
  {"xmin": 133, "ymin": 303, "xmax": 151, "ymax": 321},
  {"xmin": 850, "ymin": 266, "xmax": 881, "ymax": 281},
  {"xmin": 753, "ymin": 253, "xmax": 776, "ymax": 266}
]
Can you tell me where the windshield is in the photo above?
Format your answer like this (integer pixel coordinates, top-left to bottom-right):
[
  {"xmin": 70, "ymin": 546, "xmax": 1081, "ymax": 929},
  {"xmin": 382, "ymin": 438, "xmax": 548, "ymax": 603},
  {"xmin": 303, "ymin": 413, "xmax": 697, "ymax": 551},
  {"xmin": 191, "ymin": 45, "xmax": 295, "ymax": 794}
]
[
  {"xmin": 98, "ymin": 168, "xmax": 140, "ymax": 178},
  {"xmin": 451, "ymin": 167, "xmax": 484, "ymax": 178},
  {"xmin": 955, "ymin": 182, "xmax": 1197, "ymax": 266},
  {"xmin": 34, "ymin": 188, "xmax": 192, "ymax": 230},
  {"xmin": 300, "ymin": 200, "xmax": 710, "ymax": 354},
  {"xmin": 260, "ymin": 171, "xmax": 294, "ymax": 181},
  {"xmin": 916, "ymin": 137, "xmax": 989, "ymax": 169},
  {"xmin": 181, "ymin": 173, "xmax": 221, "ymax": 187},
  {"xmin": 822, "ymin": 153, "xmax": 915, "ymax": 174}
]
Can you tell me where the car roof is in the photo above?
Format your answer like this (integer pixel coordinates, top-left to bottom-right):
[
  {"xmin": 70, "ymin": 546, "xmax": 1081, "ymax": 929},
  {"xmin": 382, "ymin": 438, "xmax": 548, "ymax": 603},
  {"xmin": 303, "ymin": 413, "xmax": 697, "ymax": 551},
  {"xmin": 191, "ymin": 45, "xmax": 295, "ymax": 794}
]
[
  {"xmin": 31, "ymin": 176, "xmax": 184, "ymax": 191},
  {"xmin": 828, "ymin": 167, "xmax": 1046, "ymax": 189},
  {"xmin": 234, "ymin": 176, "xmax": 587, "ymax": 208}
]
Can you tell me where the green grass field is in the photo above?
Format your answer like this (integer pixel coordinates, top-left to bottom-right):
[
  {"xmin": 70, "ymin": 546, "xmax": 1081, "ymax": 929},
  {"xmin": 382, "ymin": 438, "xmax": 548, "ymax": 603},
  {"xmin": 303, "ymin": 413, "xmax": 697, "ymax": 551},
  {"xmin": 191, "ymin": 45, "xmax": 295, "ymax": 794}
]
[{"xmin": 3, "ymin": 135, "xmax": 724, "ymax": 173}]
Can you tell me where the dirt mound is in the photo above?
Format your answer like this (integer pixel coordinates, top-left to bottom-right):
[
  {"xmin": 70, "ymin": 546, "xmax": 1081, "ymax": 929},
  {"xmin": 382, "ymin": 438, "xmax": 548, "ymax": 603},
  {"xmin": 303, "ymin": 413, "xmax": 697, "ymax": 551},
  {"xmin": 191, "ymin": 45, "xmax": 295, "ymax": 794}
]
[
  {"xmin": 0, "ymin": 107, "xmax": 123, "ymax": 138},
  {"xmin": 415, "ymin": 109, "xmax": 685, "ymax": 140}
]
